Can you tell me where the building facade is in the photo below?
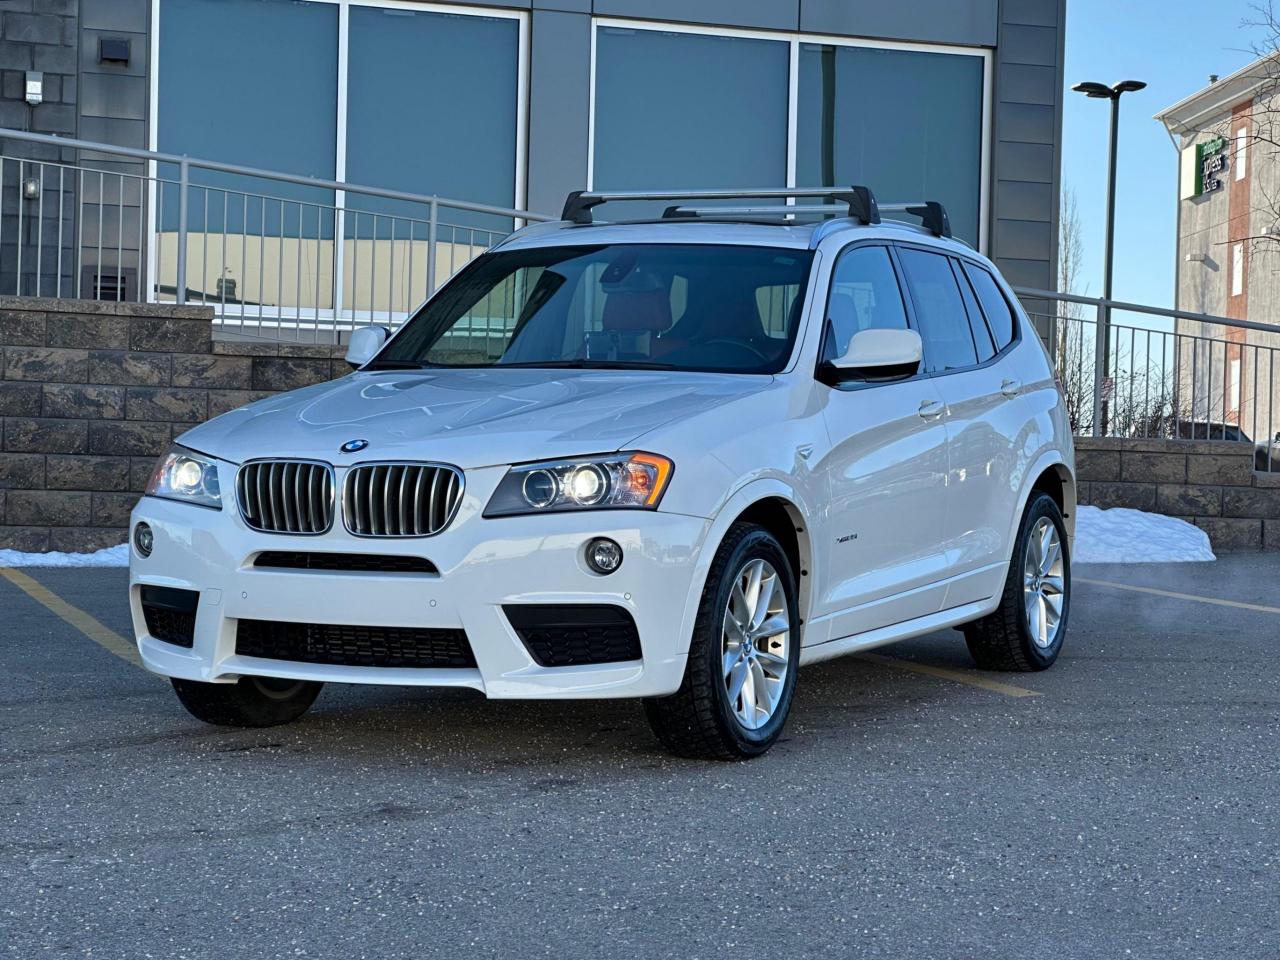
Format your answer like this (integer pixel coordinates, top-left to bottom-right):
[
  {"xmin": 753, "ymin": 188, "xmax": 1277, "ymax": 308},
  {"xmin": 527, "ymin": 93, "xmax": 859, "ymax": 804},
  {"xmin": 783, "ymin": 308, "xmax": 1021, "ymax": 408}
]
[
  {"xmin": 0, "ymin": 0, "xmax": 1066, "ymax": 321},
  {"xmin": 1158, "ymin": 55, "xmax": 1280, "ymax": 443}
]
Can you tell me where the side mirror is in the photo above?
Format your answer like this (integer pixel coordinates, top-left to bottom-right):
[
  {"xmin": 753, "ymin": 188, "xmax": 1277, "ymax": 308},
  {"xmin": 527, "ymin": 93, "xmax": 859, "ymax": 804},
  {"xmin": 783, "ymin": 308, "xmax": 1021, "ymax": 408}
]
[
  {"xmin": 345, "ymin": 325, "xmax": 390, "ymax": 369},
  {"xmin": 820, "ymin": 328, "xmax": 922, "ymax": 385}
]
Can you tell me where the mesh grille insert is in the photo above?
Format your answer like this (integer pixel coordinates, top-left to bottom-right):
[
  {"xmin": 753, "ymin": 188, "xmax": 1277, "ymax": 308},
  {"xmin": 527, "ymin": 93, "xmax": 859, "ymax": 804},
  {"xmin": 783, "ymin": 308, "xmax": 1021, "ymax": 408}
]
[
  {"xmin": 236, "ymin": 619, "xmax": 475, "ymax": 668},
  {"xmin": 253, "ymin": 552, "xmax": 438, "ymax": 574},
  {"xmin": 141, "ymin": 585, "xmax": 199, "ymax": 648},
  {"xmin": 504, "ymin": 605, "xmax": 642, "ymax": 667}
]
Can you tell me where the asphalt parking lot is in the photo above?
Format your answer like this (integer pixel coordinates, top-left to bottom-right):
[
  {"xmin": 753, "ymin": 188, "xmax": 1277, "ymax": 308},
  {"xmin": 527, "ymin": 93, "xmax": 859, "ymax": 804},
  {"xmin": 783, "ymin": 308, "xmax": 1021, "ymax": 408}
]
[{"xmin": 2, "ymin": 559, "xmax": 1278, "ymax": 960}]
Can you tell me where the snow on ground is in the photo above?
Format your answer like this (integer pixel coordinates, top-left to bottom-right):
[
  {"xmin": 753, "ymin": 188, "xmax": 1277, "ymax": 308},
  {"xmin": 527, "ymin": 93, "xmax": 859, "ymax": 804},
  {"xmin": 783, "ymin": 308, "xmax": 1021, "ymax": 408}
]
[
  {"xmin": 0, "ymin": 507, "xmax": 1217, "ymax": 568},
  {"xmin": 1073, "ymin": 505, "xmax": 1215, "ymax": 564},
  {"xmin": 0, "ymin": 543, "xmax": 129, "ymax": 568}
]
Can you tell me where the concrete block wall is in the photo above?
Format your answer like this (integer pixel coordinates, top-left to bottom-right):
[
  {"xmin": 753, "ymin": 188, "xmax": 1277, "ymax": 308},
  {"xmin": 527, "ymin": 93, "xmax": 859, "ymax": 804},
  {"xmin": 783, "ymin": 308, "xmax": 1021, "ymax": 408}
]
[
  {"xmin": 1076, "ymin": 436, "xmax": 1280, "ymax": 552},
  {"xmin": 0, "ymin": 296, "xmax": 344, "ymax": 552}
]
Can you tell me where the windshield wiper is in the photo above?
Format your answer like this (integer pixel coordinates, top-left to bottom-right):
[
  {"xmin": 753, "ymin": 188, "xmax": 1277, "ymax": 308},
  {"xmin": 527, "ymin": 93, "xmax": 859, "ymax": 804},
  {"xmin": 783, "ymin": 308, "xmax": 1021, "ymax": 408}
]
[
  {"xmin": 362, "ymin": 359, "xmax": 434, "ymax": 370},
  {"xmin": 495, "ymin": 359, "xmax": 678, "ymax": 370}
]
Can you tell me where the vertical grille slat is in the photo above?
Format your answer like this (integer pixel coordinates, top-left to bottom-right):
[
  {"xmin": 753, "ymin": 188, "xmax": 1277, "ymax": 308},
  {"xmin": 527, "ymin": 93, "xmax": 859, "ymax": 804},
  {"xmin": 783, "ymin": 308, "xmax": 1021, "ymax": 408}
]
[
  {"xmin": 343, "ymin": 462, "xmax": 463, "ymax": 538},
  {"xmin": 236, "ymin": 460, "xmax": 334, "ymax": 535}
]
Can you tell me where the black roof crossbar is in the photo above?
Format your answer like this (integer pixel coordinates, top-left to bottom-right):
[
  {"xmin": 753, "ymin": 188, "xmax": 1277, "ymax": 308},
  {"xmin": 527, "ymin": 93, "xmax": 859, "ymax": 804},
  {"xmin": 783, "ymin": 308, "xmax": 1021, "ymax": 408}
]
[
  {"xmin": 881, "ymin": 201, "xmax": 952, "ymax": 239},
  {"xmin": 561, "ymin": 187, "xmax": 881, "ymax": 226}
]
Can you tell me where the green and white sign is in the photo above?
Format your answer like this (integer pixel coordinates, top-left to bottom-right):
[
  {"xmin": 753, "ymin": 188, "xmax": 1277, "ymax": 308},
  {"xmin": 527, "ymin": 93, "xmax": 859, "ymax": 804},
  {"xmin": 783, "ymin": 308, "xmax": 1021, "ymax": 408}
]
[{"xmin": 1195, "ymin": 135, "xmax": 1229, "ymax": 196}]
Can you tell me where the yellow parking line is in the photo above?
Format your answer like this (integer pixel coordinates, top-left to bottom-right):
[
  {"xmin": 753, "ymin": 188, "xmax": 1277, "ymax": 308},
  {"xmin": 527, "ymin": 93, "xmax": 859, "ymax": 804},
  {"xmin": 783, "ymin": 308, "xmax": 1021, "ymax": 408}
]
[
  {"xmin": 1076, "ymin": 577, "xmax": 1280, "ymax": 616},
  {"xmin": 0, "ymin": 567, "xmax": 142, "ymax": 668},
  {"xmin": 855, "ymin": 652, "xmax": 1041, "ymax": 698}
]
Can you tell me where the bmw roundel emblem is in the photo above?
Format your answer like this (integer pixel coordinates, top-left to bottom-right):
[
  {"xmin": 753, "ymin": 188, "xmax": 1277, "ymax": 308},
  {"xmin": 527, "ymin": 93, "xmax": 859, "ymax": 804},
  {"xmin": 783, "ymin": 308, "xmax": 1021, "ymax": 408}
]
[{"xmin": 341, "ymin": 439, "xmax": 369, "ymax": 454}]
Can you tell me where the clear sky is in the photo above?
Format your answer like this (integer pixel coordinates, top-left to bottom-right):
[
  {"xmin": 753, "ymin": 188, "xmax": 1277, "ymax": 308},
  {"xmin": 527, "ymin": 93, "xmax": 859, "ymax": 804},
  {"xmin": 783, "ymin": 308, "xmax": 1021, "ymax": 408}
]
[{"xmin": 1062, "ymin": 0, "xmax": 1261, "ymax": 308}]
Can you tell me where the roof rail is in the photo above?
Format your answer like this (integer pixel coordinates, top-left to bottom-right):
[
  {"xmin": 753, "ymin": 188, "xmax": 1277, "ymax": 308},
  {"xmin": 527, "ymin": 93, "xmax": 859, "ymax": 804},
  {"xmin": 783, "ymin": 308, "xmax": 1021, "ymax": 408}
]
[{"xmin": 561, "ymin": 187, "xmax": 881, "ymax": 226}]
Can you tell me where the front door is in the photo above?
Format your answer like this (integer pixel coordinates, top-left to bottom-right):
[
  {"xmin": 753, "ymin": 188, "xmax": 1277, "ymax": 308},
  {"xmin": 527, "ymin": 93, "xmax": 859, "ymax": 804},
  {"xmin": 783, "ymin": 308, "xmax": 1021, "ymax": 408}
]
[{"xmin": 814, "ymin": 244, "xmax": 951, "ymax": 642}]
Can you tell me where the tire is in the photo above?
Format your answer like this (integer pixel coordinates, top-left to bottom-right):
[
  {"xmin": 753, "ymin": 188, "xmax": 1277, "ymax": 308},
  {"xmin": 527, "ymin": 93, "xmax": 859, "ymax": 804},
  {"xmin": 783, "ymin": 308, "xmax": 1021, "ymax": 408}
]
[
  {"xmin": 644, "ymin": 522, "xmax": 801, "ymax": 760},
  {"xmin": 964, "ymin": 492, "xmax": 1070, "ymax": 672},
  {"xmin": 171, "ymin": 675, "xmax": 323, "ymax": 727}
]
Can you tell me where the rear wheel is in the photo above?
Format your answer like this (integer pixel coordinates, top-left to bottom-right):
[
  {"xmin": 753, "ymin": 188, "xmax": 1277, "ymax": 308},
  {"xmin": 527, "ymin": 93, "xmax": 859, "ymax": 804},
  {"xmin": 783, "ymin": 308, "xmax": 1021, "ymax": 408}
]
[
  {"xmin": 171, "ymin": 675, "xmax": 323, "ymax": 727},
  {"xmin": 964, "ymin": 492, "xmax": 1069, "ymax": 671},
  {"xmin": 643, "ymin": 522, "xmax": 800, "ymax": 760}
]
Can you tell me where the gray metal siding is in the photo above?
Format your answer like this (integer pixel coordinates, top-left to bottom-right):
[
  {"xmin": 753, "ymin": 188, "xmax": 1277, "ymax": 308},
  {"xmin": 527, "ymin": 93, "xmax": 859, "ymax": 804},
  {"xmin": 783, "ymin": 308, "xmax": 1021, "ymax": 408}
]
[
  {"xmin": 594, "ymin": 0, "xmax": 799, "ymax": 32},
  {"xmin": 990, "ymin": 0, "xmax": 1066, "ymax": 297},
  {"xmin": 800, "ymin": 0, "xmax": 997, "ymax": 46},
  {"xmin": 526, "ymin": 10, "xmax": 592, "ymax": 216}
]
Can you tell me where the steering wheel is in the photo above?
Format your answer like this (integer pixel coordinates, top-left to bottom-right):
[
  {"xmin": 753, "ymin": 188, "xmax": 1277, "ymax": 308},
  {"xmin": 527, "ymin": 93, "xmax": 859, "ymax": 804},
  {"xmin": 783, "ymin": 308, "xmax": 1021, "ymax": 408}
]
[{"xmin": 702, "ymin": 338, "xmax": 769, "ymax": 362}]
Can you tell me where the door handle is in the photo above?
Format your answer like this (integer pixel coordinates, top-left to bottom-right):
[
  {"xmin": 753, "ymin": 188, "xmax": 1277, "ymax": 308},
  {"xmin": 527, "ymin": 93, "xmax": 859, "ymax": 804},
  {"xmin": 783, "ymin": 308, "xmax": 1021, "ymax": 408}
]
[
  {"xmin": 917, "ymin": 399, "xmax": 945, "ymax": 421},
  {"xmin": 1000, "ymin": 378, "xmax": 1022, "ymax": 397}
]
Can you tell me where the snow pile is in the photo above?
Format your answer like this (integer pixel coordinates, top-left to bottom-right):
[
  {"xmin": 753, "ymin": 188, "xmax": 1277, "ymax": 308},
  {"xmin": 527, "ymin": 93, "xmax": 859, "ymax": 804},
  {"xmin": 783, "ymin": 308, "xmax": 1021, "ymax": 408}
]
[
  {"xmin": 1073, "ymin": 505, "xmax": 1215, "ymax": 564},
  {"xmin": 0, "ymin": 543, "xmax": 129, "ymax": 568}
]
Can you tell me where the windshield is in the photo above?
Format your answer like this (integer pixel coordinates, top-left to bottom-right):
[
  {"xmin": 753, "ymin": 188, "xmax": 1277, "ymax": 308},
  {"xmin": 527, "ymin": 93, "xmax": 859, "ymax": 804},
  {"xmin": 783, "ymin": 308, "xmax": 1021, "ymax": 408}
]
[{"xmin": 374, "ymin": 243, "xmax": 815, "ymax": 374}]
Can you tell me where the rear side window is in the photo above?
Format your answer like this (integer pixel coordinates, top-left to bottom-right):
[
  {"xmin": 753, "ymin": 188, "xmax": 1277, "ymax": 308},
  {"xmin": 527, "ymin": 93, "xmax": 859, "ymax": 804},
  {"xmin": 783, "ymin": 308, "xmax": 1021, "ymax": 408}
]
[
  {"xmin": 963, "ymin": 262, "xmax": 1018, "ymax": 351},
  {"xmin": 897, "ymin": 247, "xmax": 978, "ymax": 372},
  {"xmin": 823, "ymin": 246, "xmax": 909, "ymax": 361},
  {"xmin": 955, "ymin": 265, "xmax": 996, "ymax": 363}
]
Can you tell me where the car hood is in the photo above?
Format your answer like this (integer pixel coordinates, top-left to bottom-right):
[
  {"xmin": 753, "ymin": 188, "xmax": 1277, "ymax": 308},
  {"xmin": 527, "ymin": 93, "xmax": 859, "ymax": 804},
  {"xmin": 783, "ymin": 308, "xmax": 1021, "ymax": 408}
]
[{"xmin": 179, "ymin": 367, "xmax": 770, "ymax": 469}]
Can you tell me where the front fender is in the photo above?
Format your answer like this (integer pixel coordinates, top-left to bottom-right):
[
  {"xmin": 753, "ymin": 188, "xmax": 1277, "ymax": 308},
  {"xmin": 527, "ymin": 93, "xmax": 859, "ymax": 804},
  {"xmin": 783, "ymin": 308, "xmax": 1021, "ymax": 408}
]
[{"xmin": 668, "ymin": 477, "xmax": 818, "ymax": 656}]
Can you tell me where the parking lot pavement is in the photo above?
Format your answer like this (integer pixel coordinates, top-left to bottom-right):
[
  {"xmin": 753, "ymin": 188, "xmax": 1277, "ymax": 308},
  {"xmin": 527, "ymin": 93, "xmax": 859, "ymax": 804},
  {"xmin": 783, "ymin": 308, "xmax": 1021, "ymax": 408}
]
[{"xmin": 2, "ymin": 560, "xmax": 1278, "ymax": 960}]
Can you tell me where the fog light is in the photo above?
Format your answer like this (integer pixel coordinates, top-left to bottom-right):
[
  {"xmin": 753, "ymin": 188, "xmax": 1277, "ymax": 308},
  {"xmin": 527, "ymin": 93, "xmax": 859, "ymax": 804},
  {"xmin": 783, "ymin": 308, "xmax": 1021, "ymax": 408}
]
[
  {"xmin": 133, "ymin": 522, "xmax": 153, "ymax": 558},
  {"xmin": 585, "ymin": 537, "xmax": 623, "ymax": 575}
]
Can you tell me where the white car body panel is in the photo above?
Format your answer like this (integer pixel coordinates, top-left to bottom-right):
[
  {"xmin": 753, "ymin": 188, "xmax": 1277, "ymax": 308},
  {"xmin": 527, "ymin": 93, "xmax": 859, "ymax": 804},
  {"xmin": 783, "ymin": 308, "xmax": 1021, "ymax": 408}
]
[{"xmin": 130, "ymin": 217, "xmax": 1074, "ymax": 699}]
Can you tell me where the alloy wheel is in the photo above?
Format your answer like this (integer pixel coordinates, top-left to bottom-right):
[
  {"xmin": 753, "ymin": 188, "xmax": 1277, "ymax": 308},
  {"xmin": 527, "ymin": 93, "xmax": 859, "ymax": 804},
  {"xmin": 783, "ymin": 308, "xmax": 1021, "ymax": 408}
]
[
  {"xmin": 721, "ymin": 558, "xmax": 791, "ymax": 730},
  {"xmin": 1022, "ymin": 516, "xmax": 1065, "ymax": 649}
]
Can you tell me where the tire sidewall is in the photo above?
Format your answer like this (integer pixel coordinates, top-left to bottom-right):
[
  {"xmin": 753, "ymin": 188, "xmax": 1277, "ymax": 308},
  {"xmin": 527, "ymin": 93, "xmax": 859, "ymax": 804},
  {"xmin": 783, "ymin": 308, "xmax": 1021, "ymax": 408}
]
[
  {"xmin": 701, "ymin": 528, "xmax": 801, "ymax": 754},
  {"xmin": 1017, "ymin": 494, "xmax": 1071, "ymax": 667}
]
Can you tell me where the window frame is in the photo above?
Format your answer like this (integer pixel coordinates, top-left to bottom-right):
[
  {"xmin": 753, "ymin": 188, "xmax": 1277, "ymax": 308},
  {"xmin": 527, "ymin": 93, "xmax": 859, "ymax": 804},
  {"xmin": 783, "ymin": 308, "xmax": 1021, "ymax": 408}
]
[
  {"xmin": 958, "ymin": 258, "xmax": 1022, "ymax": 356},
  {"xmin": 145, "ymin": 0, "xmax": 530, "ymax": 315},
  {"xmin": 587, "ymin": 17, "xmax": 993, "ymax": 253}
]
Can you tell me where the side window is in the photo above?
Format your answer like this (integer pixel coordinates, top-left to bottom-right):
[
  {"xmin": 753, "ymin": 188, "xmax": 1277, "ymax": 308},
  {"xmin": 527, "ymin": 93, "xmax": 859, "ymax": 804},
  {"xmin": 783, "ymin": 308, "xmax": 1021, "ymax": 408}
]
[
  {"xmin": 897, "ymin": 247, "xmax": 978, "ymax": 372},
  {"xmin": 823, "ymin": 246, "xmax": 909, "ymax": 362},
  {"xmin": 955, "ymin": 261, "xmax": 996, "ymax": 363},
  {"xmin": 963, "ymin": 262, "xmax": 1018, "ymax": 351}
]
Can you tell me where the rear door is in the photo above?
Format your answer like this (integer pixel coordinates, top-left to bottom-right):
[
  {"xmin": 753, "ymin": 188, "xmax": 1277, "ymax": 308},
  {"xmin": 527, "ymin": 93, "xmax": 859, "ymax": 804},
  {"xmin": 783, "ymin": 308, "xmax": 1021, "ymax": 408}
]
[{"xmin": 896, "ymin": 245, "xmax": 1023, "ymax": 604}]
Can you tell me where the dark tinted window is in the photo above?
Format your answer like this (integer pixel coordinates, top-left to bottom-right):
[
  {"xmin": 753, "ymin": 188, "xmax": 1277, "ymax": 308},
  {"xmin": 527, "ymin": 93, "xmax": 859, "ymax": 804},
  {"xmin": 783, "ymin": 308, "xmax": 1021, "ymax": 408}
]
[
  {"xmin": 897, "ymin": 248, "xmax": 978, "ymax": 372},
  {"xmin": 379, "ymin": 244, "xmax": 815, "ymax": 374},
  {"xmin": 963, "ymin": 262, "xmax": 1018, "ymax": 350},
  {"xmin": 956, "ymin": 265, "xmax": 996, "ymax": 363},
  {"xmin": 823, "ymin": 246, "xmax": 909, "ymax": 362}
]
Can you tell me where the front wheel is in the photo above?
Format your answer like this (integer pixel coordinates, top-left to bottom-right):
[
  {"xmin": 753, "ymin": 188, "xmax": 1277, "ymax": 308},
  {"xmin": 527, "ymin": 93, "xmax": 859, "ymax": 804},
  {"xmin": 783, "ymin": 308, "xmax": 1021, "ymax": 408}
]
[
  {"xmin": 171, "ymin": 675, "xmax": 324, "ymax": 727},
  {"xmin": 643, "ymin": 522, "xmax": 801, "ymax": 760},
  {"xmin": 964, "ymin": 492, "xmax": 1070, "ymax": 671}
]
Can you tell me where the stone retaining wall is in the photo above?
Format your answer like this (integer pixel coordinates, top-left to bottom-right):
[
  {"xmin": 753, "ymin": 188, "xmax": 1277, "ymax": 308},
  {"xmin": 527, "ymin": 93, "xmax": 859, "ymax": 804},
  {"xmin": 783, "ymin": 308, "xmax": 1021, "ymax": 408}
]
[
  {"xmin": 0, "ymin": 297, "xmax": 343, "ymax": 552},
  {"xmin": 1075, "ymin": 437, "xmax": 1280, "ymax": 551}
]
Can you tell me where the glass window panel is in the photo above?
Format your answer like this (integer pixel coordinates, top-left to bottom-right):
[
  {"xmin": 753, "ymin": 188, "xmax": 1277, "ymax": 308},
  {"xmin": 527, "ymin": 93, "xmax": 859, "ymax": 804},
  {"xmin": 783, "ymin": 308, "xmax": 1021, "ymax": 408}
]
[
  {"xmin": 897, "ymin": 248, "xmax": 978, "ymax": 372},
  {"xmin": 157, "ymin": 0, "xmax": 337, "ymax": 240},
  {"xmin": 824, "ymin": 246, "xmax": 909, "ymax": 362},
  {"xmin": 797, "ymin": 44, "xmax": 984, "ymax": 245},
  {"xmin": 593, "ymin": 28, "xmax": 789, "ymax": 219},
  {"xmin": 963, "ymin": 262, "xmax": 1017, "ymax": 350},
  {"xmin": 345, "ymin": 7, "xmax": 519, "ymax": 235},
  {"xmin": 956, "ymin": 265, "xmax": 996, "ymax": 363}
]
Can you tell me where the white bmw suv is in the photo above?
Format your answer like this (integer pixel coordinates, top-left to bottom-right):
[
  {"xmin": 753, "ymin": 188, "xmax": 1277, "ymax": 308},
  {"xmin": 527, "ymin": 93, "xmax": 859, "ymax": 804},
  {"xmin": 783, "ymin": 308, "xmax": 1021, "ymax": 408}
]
[{"xmin": 129, "ymin": 188, "xmax": 1074, "ymax": 760}]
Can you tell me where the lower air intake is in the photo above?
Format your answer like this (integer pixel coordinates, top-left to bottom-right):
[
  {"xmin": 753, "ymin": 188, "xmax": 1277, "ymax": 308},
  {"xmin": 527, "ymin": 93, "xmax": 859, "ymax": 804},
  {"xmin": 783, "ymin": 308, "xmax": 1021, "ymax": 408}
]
[
  {"xmin": 141, "ymin": 585, "xmax": 199, "ymax": 648},
  {"xmin": 503, "ymin": 604, "xmax": 642, "ymax": 667},
  {"xmin": 236, "ymin": 619, "xmax": 475, "ymax": 668}
]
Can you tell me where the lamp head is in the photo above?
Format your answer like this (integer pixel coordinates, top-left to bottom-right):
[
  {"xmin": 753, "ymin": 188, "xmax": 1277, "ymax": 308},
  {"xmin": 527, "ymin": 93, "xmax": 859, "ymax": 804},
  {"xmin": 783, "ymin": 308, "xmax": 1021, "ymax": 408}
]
[
  {"xmin": 1072, "ymin": 81, "xmax": 1114, "ymax": 98},
  {"xmin": 1113, "ymin": 80, "xmax": 1147, "ymax": 94}
]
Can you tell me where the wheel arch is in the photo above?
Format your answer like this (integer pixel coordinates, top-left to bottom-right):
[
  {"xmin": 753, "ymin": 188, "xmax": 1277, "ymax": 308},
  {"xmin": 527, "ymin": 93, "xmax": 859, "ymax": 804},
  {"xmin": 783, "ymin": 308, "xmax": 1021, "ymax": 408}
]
[{"xmin": 1018, "ymin": 455, "xmax": 1077, "ymax": 542}]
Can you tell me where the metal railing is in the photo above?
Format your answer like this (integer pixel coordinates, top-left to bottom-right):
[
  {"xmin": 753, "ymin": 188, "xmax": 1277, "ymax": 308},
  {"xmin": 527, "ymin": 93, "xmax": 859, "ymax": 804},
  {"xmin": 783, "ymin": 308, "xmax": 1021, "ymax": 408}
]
[
  {"xmin": 1017, "ymin": 288, "xmax": 1280, "ymax": 469},
  {"xmin": 0, "ymin": 128, "xmax": 554, "ymax": 342}
]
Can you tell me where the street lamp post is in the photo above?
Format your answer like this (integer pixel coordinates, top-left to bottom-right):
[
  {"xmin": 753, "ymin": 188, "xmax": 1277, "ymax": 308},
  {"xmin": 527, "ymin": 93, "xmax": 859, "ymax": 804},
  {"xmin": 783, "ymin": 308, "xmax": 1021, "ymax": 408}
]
[{"xmin": 1072, "ymin": 79, "xmax": 1146, "ymax": 437}]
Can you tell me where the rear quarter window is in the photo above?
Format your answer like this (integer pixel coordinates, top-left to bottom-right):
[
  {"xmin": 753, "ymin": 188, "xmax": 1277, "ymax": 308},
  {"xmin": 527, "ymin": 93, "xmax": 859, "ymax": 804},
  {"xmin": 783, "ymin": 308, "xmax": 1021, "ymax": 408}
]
[{"xmin": 963, "ymin": 262, "xmax": 1018, "ymax": 351}]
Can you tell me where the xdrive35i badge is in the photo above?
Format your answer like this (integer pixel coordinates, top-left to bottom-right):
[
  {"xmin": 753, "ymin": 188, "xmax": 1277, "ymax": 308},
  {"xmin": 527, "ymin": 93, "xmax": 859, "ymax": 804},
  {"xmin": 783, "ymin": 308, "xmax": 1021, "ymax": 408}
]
[{"xmin": 341, "ymin": 439, "xmax": 369, "ymax": 453}]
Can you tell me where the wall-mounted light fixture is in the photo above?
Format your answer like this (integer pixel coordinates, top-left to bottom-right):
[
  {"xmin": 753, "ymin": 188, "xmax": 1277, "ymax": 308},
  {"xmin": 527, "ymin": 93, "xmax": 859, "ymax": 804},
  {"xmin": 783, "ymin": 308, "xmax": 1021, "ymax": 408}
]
[
  {"xmin": 1185, "ymin": 253, "xmax": 1210, "ymax": 263},
  {"xmin": 24, "ymin": 71, "xmax": 43, "ymax": 106},
  {"xmin": 22, "ymin": 178, "xmax": 40, "ymax": 200}
]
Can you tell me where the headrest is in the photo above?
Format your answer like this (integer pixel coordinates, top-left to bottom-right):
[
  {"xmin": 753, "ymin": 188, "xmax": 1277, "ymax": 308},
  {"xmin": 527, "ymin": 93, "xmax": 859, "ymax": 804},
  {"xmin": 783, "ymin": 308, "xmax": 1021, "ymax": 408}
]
[{"xmin": 602, "ymin": 289, "xmax": 672, "ymax": 333}]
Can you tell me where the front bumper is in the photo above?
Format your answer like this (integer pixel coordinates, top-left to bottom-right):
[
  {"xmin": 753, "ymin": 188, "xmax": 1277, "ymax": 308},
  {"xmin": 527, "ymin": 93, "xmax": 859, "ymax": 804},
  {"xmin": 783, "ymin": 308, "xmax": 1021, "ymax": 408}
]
[{"xmin": 128, "ymin": 487, "xmax": 712, "ymax": 699}]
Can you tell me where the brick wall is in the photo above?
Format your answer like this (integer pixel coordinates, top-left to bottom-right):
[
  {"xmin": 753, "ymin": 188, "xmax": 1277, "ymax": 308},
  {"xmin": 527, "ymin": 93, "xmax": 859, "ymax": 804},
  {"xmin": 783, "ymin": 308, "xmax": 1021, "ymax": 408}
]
[
  {"xmin": 0, "ymin": 296, "xmax": 344, "ymax": 552},
  {"xmin": 1076, "ymin": 436, "xmax": 1280, "ymax": 552}
]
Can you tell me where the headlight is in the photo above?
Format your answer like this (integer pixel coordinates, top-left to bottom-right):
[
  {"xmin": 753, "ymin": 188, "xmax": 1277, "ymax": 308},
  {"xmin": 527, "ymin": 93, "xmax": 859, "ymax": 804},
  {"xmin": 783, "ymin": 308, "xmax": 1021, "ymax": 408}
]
[
  {"xmin": 145, "ymin": 445, "xmax": 222, "ymax": 510},
  {"xmin": 483, "ymin": 452, "xmax": 673, "ymax": 517}
]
